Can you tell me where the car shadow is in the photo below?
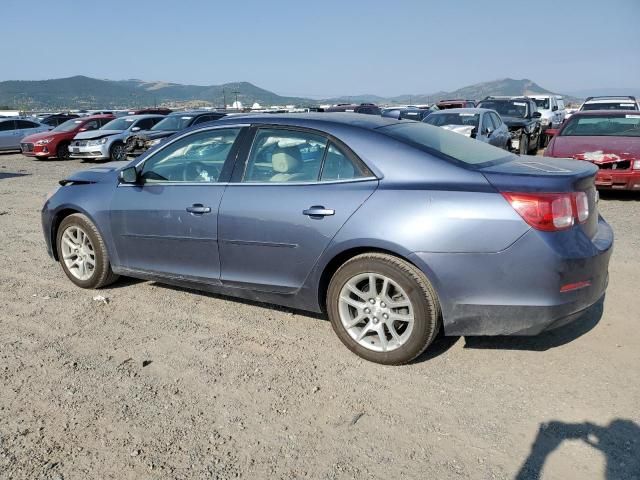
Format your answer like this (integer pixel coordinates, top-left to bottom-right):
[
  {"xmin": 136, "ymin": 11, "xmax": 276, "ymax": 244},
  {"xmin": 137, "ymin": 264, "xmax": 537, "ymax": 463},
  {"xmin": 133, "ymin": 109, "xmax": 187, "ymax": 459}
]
[
  {"xmin": 598, "ymin": 190, "xmax": 640, "ymax": 201},
  {"xmin": 148, "ymin": 281, "xmax": 326, "ymax": 321},
  {"xmin": 515, "ymin": 419, "xmax": 640, "ymax": 479},
  {"xmin": 462, "ymin": 298, "xmax": 603, "ymax": 352}
]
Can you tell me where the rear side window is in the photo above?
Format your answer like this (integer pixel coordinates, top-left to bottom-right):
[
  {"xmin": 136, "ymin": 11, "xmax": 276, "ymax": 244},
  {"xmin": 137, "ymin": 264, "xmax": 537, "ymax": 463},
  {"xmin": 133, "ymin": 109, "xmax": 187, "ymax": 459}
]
[
  {"xmin": 0, "ymin": 121, "xmax": 15, "ymax": 131},
  {"xmin": 243, "ymin": 129, "xmax": 327, "ymax": 183},
  {"xmin": 378, "ymin": 122, "xmax": 511, "ymax": 166}
]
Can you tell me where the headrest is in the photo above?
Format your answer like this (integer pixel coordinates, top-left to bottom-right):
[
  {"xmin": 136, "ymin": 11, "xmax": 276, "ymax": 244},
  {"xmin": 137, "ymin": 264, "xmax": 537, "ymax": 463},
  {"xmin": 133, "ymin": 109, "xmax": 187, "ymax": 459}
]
[{"xmin": 272, "ymin": 147, "xmax": 301, "ymax": 173}]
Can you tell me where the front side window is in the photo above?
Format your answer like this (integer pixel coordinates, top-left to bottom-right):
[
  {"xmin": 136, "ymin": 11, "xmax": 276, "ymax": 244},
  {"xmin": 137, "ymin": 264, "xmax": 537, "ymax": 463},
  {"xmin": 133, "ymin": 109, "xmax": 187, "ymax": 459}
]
[
  {"xmin": 534, "ymin": 98, "xmax": 550, "ymax": 110},
  {"xmin": 141, "ymin": 128, "xmax": 241, "ymax": 183},
  {"xmin": 560, "ymin": 114, "xmax": 640, "ymax": 137},
  {"xmin": 102, "ymin": 117, "xmax": 136, "ymax": 131},
  {"xmin": 243, "ymin": 129, "xmax": 327, "ymax": 183},
  {"xmin": 490, "ymin": 112, "xmax": 502, "ymax": 127},
  {"xmin": 481, "ymin": 113, "xmax": 494, "ymax": 132},
  {"xmin": 16, "ymin": 120, "xmax": 39, "ymax": 129},
  {"xmin": 52, "ymin": 119, "xmax": 83, "ymax": 132}
]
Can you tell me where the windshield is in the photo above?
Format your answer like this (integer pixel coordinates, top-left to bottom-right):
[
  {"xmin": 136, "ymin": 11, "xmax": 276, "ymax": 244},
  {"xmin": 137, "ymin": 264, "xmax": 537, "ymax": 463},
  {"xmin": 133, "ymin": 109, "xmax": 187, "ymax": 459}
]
[
  {"xmin": 560, "ymin": 114, "xmax": 640, "ymax": 137},
  {"xmin": 378, "ymin": 122, "xmax": 511, "ymax": 166},
  {"xmin": 534, "ymin": 98, "xmax": 550, "ymax": 110},
  {"xmin": 152, "ymin": 115, "xmax": 193, "ymax": 131},
  {"xmin": 101, "ymin": 117, "xmax": 136, "ymax": 131},
  {"xmin": 582, "ymin": 102, "xmax": 638, "ymax": 111},
  {"xmin": 52, "ymin": 119, "xmax": 84, "ymax": 132},
  {"xmin": 477, "ymin": 100, "xmax": 528, "ymax": 118},
  {"xmin": 424, "ymin": 112, "xmax": 479, "ymax": 128}
]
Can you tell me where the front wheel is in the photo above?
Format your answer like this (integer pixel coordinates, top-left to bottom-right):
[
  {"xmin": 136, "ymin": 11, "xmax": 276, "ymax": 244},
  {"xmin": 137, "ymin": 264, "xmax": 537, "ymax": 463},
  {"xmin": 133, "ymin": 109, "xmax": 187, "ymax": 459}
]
[
  {"xmin": 518, "ymin": 135, "xmax": 529, "ymax": 155},
  {"xmin": 56, "ymin": 142, "xmax": 70, "ymax": 160},
  {"xmin": 327, "ymin": 253, "xmax": 440, "ymax": 365},
  {"xmin": 56, "ymin": 213, "xmax": 119, "ymax": 289},
  {"xmin": 110, "ymin": 142, "xmax": 126, "ymax": 162}
]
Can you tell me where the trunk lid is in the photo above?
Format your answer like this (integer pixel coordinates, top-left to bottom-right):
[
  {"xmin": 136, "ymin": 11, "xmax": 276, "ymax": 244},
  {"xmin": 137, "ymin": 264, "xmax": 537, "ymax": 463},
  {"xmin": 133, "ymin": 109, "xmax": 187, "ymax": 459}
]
[{"xmin": 479, "ymin": 155, "xmax": 600, "ymax": 237}]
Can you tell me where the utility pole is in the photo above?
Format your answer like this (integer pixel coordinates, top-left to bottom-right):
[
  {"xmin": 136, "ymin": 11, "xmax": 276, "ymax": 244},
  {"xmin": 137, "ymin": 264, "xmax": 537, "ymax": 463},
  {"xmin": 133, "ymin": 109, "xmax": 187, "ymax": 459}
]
[
  {"xmin": 233, "ymin": 90, "xmax": 240, "ymax": 109},
  {"xmin": 223, "ymin": 89, "xmax": 227, "ymax": 109}
]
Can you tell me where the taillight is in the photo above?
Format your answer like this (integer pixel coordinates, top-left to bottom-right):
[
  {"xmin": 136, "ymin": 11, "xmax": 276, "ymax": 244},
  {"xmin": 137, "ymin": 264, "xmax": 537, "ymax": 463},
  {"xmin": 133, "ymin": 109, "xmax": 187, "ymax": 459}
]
[{"xmin": 502, "ymin": 192, "xmax": 589, "ymax": 232}]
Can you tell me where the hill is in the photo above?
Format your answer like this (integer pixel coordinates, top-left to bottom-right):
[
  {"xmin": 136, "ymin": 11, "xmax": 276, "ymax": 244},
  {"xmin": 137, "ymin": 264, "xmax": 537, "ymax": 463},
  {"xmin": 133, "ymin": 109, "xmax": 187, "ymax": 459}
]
[{"xmin": 0, "ymin": 75, "xmax": 584, "ymax": 109}]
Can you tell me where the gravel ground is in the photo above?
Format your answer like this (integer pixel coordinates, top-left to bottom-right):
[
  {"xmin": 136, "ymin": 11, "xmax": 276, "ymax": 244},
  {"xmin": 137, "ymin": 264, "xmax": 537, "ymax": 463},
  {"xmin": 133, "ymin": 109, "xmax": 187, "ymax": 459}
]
[{"xmin": 0, "ymin": 152, "xmax": 638, "ymax": 480}]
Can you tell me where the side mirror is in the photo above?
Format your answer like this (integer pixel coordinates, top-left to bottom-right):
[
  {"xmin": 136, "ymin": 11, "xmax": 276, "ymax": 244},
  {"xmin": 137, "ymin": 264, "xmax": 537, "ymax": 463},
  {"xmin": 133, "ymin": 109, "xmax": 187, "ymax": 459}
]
[
  {"xmin": 470, "ymin": 127, "xmax": 478, "ymax": 139},
  {"xmin": 552, "ymin": 105, "xmax": 558, "ymax": 112},
  {"xmin": 119, "ymin": 166, "xmax": 138, "ymax": 184},
  {"xmin": 532, "ymin": 111, "xmax": 542, "ymax": 119},
  {"xmin": 131, "ymin": 126, "xmax": 141, "ymax": 132}
]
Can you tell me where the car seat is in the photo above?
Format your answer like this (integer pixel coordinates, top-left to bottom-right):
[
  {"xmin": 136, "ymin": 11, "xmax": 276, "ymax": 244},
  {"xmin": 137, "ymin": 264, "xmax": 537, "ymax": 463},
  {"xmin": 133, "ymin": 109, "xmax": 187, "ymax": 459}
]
[{"xmin": 269, "ymin": 146, "xmax": 307, "ymax": 182}]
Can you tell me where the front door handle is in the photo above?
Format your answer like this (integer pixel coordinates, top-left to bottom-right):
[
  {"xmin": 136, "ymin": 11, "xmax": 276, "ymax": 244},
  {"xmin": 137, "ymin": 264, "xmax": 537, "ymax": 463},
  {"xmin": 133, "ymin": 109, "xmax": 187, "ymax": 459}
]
[
  {"xmin": 186, "ymin": 204, "xmax": 211, "ymax": 214},
  {"xmin": 303, "ymin": 206, "xmax": 335, "ymax": 217}
]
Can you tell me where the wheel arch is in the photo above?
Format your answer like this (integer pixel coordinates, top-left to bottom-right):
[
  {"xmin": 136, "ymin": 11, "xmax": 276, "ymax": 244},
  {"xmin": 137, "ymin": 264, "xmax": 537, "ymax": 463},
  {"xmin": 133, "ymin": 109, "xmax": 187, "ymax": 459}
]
[
  {"xmin": 50, "ymin": 206, "xmax": 106, "ymax": 261},
  {"xmin": 316, "ymin": 244, "xmax": 442, "ymax": 314}
]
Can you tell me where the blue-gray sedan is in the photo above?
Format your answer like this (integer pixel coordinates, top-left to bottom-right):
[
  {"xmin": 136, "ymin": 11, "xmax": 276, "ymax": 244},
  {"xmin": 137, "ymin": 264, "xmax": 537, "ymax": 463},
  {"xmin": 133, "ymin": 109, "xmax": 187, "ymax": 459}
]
[{"xmin": 41, "ymin": 113, "xmax": 613, "ymax": 364}]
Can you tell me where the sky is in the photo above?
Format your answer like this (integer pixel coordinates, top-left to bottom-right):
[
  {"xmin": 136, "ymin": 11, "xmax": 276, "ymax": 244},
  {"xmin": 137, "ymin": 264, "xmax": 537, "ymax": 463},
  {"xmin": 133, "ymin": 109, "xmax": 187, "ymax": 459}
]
[{"xmin": 2, "ymin": 0, "xmax": 639, "ymax": 97}]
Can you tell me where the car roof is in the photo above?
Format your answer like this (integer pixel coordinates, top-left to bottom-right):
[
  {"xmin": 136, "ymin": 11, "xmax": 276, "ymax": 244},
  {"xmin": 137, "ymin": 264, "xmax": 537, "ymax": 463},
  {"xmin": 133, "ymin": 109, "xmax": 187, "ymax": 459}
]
[
  {"xmin": 116, "ymin": 114, "xmax": 166, "ymax": 120},
  {"xmin": 569, "ymin": 110, "xmax": 640, "ymax": 117},
  {"xmin": 83, "ymin": 114, "xmax": 115, "ymax": 120},
  {"xmin": 214, "ymin": 112, "xmax": 406, "ymax": 130},
  {"xmin": 428, "ymin": 108, "xmax": 489, "ymax": 114},
  {"xmin": 584, "ymin": 96, "xmax": 636, "ymax": 102},
  {"xmin": 168, "ymin": 110, "xmax": 219, "ymax": 117}
]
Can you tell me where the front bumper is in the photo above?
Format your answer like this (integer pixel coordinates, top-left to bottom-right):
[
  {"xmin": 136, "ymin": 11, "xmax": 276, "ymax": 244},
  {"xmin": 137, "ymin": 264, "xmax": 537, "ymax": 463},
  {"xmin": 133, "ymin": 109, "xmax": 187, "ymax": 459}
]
[
  {"xmin": 21, "ymin": 143, "xmax": 51, "ymax": 157},
  {"xmin": 69, "ymin": 142, "xmax": 110, "ymax": 160},
  {"xmin": 410, "ymin": 216, "xmax": 613, "ymax": 336},
  {"xmin": 595, "ymin": 169, "xmax": 640, "ymax": 190}
]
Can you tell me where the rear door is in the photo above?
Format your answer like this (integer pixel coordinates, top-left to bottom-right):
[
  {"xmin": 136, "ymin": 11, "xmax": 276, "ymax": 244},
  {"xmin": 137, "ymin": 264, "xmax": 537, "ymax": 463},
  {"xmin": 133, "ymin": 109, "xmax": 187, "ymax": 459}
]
[
  {"xmin": 0, "ymin": 120, "xmax": 16, "ymax": 149},
  {"xmin": 218, "ymin": 126, "xmax": 378, "ymax": 293}
]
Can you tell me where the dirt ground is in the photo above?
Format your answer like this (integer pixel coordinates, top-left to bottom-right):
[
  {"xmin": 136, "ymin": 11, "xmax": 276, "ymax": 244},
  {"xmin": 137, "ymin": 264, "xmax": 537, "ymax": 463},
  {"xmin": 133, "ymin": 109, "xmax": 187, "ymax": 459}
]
[{"xmin": 0, "ymin": 152, "xmax": 638, "ymax": 480}]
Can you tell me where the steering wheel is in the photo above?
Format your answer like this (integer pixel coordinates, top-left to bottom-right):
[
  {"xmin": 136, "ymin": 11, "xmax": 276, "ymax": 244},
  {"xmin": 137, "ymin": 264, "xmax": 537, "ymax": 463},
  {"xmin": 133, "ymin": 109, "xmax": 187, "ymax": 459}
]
[{"xmin": 182, "ymin": 161, "xmax": 219, "ymax": 182}]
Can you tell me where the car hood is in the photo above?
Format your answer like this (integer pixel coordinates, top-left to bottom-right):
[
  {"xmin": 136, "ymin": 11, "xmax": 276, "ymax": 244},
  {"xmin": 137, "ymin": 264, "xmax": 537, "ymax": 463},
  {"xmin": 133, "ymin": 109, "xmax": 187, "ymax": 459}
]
[
  {"xmin": 549, "ymin": 136, "xmax": 640, "ymax": 162},
  {"xmin": 441, "ymin": 124, "xmax": 475, "ymax": 137},
  {"xmin": 21, "ymin": 130, "xmax": 60, "ymax": 143},
  {"xmin": 141, "ymin": 130, "xmax": 177, "ymax": 140},
  {"xmin": 74, "ymin": 129, "xmax": 124, "ymax": 140},
  {"xmin": 501, "ymin": 117, "xmax": 531, "ymax": 128},
  {"xmin": 59, "ymin": 162, "xmax": 128, "ymax": 185}
]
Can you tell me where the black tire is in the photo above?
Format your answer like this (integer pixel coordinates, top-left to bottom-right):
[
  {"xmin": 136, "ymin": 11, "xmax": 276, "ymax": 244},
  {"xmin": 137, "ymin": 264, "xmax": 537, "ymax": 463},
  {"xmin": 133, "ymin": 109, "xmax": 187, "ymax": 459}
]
[
  {"xmin": 56, "ymin": 213, "xmax": 119, "ymax": 289},
  {"xmin": 110, "ymin": 142, "xmax": 126, "ymax": 162},
  {"xmin": 528, "ymin": 132, "xmax": 540, "ymax": 154},
  {"xmin": 327, "ymin": 253, "xmax": 440, "ymax": 365},
  {"xmin": 56, "ymin": 142, "xmax": 70, "ymax": 160},
  {"xmin": 518, "ymin": 135, "xmax": 529, "ymax": 155}
]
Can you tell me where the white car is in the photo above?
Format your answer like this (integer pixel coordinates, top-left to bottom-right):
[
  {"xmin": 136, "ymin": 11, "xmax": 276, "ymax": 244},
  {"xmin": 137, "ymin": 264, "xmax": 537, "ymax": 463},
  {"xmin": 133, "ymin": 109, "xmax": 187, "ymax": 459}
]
[
  {"xmin": 578, "ymin": 96, "xmax": 640, "ymax": 112},
  {"xmin": 531, "ymin": 94, "xmax": 566, "ymax": 129}
]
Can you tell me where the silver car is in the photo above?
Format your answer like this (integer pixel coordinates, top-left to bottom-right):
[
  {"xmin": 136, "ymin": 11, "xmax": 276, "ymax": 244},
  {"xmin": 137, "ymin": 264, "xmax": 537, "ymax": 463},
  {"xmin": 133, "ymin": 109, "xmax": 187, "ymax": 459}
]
[
  {"xmin": 423, "ymin": 108, "xmax": 510, "ymax": 149},
  {"xmin": 0, "ymin": 118, "xmax": 50, "ymax": 152},
  {"xmin": 69, "ymin": 115, "xmax": 165, "ymax": 161}
]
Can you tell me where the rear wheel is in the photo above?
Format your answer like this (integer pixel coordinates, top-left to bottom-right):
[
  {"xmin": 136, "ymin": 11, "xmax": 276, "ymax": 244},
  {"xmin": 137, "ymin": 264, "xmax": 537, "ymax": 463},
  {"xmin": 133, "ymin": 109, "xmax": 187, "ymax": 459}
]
[
  {"xmin": 56, "ymin": 213, "xmax": 119, "ymax": 289},
  {"xmin": 56, "ymin": 142, "xmax": 70, "ymax": 160},
  {"xmin": 327, "ymin": 253, "xmax": 440, "ymax": 365}
]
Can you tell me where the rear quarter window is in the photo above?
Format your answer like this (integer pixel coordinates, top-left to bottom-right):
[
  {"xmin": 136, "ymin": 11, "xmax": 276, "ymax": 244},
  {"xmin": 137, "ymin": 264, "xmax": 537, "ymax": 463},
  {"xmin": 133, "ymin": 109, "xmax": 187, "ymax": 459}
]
[{"xmin": 378, "ymin": 122, "xmax": 512, "ymax": 166}]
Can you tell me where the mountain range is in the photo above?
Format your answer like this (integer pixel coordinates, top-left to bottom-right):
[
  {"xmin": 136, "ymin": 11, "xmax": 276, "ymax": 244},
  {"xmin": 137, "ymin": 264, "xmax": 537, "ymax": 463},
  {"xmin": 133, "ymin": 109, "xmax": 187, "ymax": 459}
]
[{"xmin": 0, "ymin": 76, "xmax": 597, "ymax": 110}]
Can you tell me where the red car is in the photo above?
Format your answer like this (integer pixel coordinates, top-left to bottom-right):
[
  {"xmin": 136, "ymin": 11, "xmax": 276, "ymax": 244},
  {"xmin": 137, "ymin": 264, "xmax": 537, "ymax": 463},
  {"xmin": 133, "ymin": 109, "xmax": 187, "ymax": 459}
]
[
  {"xmin": 20, "ymin": 114, "xmax": 114, "ymax": 160},
  {"xmin": 545, "ymin": 110, "xmax": 640, "ymax": 190}
]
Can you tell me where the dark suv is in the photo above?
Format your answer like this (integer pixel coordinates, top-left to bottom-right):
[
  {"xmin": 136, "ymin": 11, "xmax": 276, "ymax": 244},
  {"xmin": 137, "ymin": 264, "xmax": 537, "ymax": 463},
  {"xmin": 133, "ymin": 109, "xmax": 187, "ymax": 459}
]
[
  {"xmin": 476, "ymin": 96, "xmax": 542, "ymax": 154},
  {"xmin": 125, "ymin": 110, "xmax": 226, "ymax": 157},
  {"xmin": 325, "ymin": 103, "xmax": 382, "ymax": 115}
]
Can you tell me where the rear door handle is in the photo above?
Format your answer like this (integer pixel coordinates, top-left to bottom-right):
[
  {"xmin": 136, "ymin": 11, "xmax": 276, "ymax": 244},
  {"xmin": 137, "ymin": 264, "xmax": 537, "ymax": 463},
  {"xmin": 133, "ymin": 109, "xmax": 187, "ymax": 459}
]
[
  {"xmin": 186, "ymin": 204, "xmax": 211, "ymax": 214},
  {"xmin": 303, "ymin": 206, "xmax": 335, "ymax": 217}
]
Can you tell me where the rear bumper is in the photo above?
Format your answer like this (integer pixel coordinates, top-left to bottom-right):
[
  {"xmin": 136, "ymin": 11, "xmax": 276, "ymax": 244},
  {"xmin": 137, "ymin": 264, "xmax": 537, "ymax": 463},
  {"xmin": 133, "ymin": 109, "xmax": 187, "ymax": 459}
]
[
  {"xmin": 410, "ymin": 217, "xmax": 613, "ymax": 336},
  {"xmin": 595, "ymin": 169, "xmax": 640, "ymax": 190}
]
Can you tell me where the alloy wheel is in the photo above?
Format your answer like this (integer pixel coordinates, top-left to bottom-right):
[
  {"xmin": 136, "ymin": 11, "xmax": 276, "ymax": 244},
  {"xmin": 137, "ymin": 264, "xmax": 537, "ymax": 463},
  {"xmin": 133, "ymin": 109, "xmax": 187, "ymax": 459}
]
[{"xmin": 60, "ymin": 225, "xmax": 96, "ymax": 281}]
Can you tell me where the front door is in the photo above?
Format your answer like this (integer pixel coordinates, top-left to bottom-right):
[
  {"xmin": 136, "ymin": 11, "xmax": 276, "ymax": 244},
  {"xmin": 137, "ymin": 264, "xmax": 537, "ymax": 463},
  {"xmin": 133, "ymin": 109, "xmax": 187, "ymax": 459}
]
[
  {"xmin": 109, "ymin": 126, "xmax": 244, "ymax": 282},
  {"xmin": 218, "ymin": 127, "xmax": 378, "ymax": 293}
]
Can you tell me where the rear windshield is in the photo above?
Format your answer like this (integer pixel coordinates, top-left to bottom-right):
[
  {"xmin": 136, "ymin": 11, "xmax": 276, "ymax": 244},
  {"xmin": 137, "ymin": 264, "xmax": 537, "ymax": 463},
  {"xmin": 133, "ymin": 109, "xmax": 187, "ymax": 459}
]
[
  {"xmin": 425, "ymin": 112, "xmax": 479, "ymax": 128},
  {"xmin": 378, "ymin": 122, "xmax": 512, "ymax": 166},
  {"xmin": 582, "ymin": 102, "xmax": 638, "ymax": 111},
  {"xmin": 561, "ymin": 114, "xmax": 640, "ymax": 137},
  {"xmin": 152, "ymin": 115, "xmax": 193, "ymax": 131}
]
